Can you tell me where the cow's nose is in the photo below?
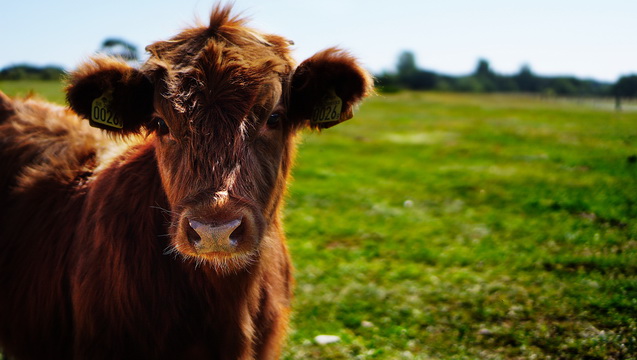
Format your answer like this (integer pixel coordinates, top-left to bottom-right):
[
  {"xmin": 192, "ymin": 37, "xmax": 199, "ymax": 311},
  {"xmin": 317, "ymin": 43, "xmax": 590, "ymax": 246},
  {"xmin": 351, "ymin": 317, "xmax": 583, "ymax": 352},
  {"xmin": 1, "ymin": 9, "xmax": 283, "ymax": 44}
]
[{"xmin": 187, "ymin": 218, "xmax": 243, "ymax": 254}]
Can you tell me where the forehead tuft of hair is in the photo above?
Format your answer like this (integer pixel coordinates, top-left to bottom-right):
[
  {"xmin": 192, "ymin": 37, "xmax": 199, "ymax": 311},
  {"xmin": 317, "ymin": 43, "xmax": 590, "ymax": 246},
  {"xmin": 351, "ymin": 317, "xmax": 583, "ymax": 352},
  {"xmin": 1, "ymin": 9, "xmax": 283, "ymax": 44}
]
[
  {"xmin": 142, "ymin": 4, "xmax": 294, "ymax": 118},
  {"xmin": 207, "ymin": 4, "xmax": 245, "ymax": 37}
]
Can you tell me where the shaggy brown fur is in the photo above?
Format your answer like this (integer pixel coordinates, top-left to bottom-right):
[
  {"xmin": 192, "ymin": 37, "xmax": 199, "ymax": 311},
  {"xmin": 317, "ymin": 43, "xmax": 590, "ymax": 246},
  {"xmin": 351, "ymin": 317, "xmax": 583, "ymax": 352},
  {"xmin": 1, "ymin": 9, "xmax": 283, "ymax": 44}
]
[{"xmin": 0, "ymin": 5, "xmax": 372, "ymax": 360}]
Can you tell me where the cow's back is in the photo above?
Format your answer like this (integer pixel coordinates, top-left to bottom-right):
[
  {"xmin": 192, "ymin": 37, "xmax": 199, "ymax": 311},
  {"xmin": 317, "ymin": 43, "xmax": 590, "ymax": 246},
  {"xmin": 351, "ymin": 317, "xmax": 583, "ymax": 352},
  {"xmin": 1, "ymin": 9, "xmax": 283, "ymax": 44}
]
[
  {"xmin": 0, "ymin": 91, "xmax": 103, "ymax": 359},
  {"xmin": 0, "ymin": 91, "xmax": 107, "ymax": 200}
]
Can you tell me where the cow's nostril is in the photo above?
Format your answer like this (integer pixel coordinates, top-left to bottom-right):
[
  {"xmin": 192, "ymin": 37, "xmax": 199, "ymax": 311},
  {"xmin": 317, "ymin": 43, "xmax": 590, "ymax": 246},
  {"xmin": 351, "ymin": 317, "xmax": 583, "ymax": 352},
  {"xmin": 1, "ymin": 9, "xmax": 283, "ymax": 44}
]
[{"xmin": 187, "ymin": 218, "xmax": 242, "ymax": 254}]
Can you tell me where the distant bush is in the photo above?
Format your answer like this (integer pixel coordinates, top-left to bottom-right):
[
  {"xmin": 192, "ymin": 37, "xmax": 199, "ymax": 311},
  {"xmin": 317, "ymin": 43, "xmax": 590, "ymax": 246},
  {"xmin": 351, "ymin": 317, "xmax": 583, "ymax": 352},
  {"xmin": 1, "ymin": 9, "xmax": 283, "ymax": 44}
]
[{"xmin": 0, "ymin": 64, "xmax": 65, "ymax": 81}]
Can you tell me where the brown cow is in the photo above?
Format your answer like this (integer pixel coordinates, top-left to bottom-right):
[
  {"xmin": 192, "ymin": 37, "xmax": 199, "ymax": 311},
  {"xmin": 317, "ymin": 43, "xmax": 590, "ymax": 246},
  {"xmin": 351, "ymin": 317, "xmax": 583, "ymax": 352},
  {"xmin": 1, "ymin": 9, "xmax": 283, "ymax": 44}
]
[{"xmin": 0, "ymin": 5, "xmax": 372, "ymax": 360}]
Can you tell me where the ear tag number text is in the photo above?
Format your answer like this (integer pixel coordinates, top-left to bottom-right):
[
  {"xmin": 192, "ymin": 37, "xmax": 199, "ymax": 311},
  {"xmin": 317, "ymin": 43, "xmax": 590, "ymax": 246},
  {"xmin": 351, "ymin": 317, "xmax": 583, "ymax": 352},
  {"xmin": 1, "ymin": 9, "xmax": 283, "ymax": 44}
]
[
  {"xmin": 311, "ymin": 89, "xmax": 343, "ymax": 124},
  {"xmin": 91, "ymin": 91, "xmax": 123, "ymax": 129}
]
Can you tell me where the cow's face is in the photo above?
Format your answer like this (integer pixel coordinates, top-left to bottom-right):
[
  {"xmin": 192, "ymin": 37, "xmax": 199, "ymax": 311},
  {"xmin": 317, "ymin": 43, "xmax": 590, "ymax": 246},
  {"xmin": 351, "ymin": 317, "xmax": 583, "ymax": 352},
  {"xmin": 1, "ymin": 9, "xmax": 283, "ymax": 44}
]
[
  {"xmin": 66, "ymin": 7, "xmax": 372, "ymax": 272},
  {"xmin": 145, "ymin": 35, "xmax": 296, "ymax": 271}
]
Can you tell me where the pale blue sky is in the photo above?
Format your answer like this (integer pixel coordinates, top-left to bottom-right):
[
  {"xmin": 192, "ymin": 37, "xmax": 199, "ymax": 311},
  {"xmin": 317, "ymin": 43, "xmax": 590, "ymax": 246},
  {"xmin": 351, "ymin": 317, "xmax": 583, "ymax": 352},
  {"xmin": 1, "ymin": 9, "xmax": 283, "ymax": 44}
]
[{"xmin": 1, "ymin": 0, "xmax": 635, "ymax": 82}]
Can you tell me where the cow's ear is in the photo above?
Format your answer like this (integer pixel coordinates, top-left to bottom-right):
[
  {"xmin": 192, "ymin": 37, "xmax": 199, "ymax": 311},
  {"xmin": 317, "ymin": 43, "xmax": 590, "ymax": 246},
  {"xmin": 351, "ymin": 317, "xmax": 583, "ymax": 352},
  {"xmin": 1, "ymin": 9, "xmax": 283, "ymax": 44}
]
[
  {"xmin": 66, "ymin": 57, "xmax": 154, "ymax": 135},
  {"xmin": 289, "ymin": 48, "xmax": 373, "ymax": 129}
]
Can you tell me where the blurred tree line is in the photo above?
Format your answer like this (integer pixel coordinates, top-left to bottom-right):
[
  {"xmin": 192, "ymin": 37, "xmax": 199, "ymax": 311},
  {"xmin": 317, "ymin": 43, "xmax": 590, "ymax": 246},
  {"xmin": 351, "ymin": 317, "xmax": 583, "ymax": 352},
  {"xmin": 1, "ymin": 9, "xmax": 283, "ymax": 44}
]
[
  {"xmin": 2, "ymin": 45, "xmax": 636, "ymax": 101},
  {"xmin": 0, "ymin": 38, "xmax": 139, "ymax": 81},
  {"xmin": 377, "ymin": 51, "xmax": 637, "ymax": 99},
  {"xmin": 0, "ymin": 65, "xmax": 65, "ymax": 81}
]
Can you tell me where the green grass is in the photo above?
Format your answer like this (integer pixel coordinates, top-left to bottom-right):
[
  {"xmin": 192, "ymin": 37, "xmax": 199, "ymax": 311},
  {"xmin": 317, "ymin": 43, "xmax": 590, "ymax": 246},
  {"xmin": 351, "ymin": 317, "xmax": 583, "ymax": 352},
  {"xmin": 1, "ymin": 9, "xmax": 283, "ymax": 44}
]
[
  {"xmin": 0, "ymin": 80, "xmax": 66, "ymax": 104},
  {"xmin": 283, "ymin": 92, "xmax": 636, "ymax": 359},
  {"xmin": 2, "ymin": 82, "xmax": 636, "ymax": 359}
]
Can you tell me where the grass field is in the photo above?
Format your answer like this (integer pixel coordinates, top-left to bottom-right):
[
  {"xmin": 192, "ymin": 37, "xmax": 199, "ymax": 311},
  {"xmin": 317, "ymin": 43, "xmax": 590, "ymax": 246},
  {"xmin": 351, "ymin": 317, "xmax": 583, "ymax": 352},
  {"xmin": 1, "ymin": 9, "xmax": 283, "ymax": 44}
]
[
  {"xmin": 0, "ymin": 80, "xmax": 66, "ymax": 104},
  {"xmin": 1, "ymin": 81, "xmax": 636, "ymax": 359}
]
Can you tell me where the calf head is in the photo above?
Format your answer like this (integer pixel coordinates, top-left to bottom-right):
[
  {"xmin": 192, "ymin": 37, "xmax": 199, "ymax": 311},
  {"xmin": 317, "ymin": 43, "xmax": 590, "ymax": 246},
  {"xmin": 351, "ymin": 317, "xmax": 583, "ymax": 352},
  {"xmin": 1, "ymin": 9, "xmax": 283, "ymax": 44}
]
[{"xmin": 66, "ymin": 6, "xmax": 372, "ymax": 272}]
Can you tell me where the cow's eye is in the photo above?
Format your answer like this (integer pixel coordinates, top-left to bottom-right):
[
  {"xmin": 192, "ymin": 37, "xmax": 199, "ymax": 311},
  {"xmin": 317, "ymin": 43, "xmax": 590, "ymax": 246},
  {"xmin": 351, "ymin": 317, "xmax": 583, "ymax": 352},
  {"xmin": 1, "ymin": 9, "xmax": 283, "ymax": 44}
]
[
  {"xmin": 267, "ymin": 113, "xmax": 282, "ymax": 128},
  {"xmin": 154, "ymin": 117, "xmax": 170, "ymax": 136}
]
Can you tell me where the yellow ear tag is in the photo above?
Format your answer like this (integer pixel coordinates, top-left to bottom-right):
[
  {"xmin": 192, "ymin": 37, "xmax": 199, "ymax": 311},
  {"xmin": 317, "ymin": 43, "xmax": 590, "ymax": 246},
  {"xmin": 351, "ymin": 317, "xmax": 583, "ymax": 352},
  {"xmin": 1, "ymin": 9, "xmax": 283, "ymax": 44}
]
[
  {"xmin": 311, "ymin": 89, "xmax": 343, "ymax": 124},
  {"xmin": 91, "ymin": 90, "xmax": 123, "ymax": 129}
]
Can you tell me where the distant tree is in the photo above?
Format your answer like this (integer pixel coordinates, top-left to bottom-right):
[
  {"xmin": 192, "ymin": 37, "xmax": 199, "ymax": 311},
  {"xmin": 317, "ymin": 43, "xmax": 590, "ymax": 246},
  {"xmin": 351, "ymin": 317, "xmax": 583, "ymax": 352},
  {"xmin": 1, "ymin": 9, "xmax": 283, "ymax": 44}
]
[
  {"xmin": 454, "ymin": 76, "xmax": 485, "ymax": 93},
  {"xmin": 399, "ymin": 70, "xmax": 436, "ymax": 90},
  {"xmin": 471, "ymin": 59, "xmax": 498, "ymax": 92},
  {"xmin": 549, "ymin": 77, "xmax": 579, "ymax": 96},
  {"xmin": 394, "ymin": 51, "xmax": 437, "ymax": 90},
  {"xmin": 494, "ymin": 76, "xmax": 519, "ymax": 92},
  {"xmin": 613, "ymin": 75, "xmax": 637, "ymax": 98},
  {"xmin": 515, "ymin": 65, "xmax": 541, "ymax": 93},
  {"xmin": 100, "ymin": 38, "xmax": 138, "ymax": 62},
  {"xmin": 474, "ymin": 59, "xmax": 493, "ymax": 78},
  {"xmin": 434, "ymin": 76, "xmax": 456, "ymax": 91},
  {"xmin": 612, "ymin": 74, "xmax": 637, "ymax": 110},
  {"xmin": 397, "ymin": 51, "xmax": 418, "ymax": 77}
]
